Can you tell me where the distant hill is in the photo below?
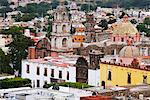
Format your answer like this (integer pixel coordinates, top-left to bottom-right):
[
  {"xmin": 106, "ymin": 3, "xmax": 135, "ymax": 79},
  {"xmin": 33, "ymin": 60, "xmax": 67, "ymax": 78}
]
[{"xmin": 75, "ymin": 0, "xmax": 150, "ymax": 9}]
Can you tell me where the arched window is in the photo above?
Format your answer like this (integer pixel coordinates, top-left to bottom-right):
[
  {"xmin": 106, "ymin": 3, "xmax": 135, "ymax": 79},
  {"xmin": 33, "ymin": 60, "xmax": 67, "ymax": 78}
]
[
  {"xmin": 62, "ymin": 38, "xmax": 67, "ymax": 47},
  {"xmin": 59, "ymin": 71, "xmax": 62, "ymax": 78},
  {"xmin": 62, "ymin": 13, "xmax": 65, "ymax": 20},
  {"xmin": 67, "ymin": 71, "xmax": 69, "ymax": 80},
  {"xmin": 113, "ymin": 37, "xmax": 116, "ymax": 42},
  {"xmin": 55, "ymin": 13, "xmax": 58, "ymax": 20},
  {"xmin": 62, "ymin": 25, "xmax": 67, "ymax": 33},
  {"xmin": 56, "ymin": 25, "xmax": 58, "ymax": 33},
  {"xmin": 121, "ymin": 37, "xmax": 124, "ymax": 42},
  {"xmin": 143, "ymin": 75, "xmax": 147, "ymax": 84},
  {"xmin": 101, "ymin": 81, "xmax": 105, "ymax": 89},
  {"xmin": 127, "ymin": 73, "xmax": 131, "ymax": 84},
  {"xmin": 54, "ymin": 38, "xmax": 57, "ymax": 48},
  {"xmin": 108, "ymin": 70, "xmax": 112, "ymax": 80}
]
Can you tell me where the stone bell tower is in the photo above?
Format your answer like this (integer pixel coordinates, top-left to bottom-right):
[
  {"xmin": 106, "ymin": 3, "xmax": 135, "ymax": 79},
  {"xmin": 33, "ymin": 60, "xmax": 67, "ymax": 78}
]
[{"xmin": 51, "ymin": 0, "xmax": 73, "ymax": 53}]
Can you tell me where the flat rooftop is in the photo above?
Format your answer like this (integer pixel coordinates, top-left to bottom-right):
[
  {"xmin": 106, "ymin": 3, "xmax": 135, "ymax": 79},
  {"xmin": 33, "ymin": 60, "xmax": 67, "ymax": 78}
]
[{"xmin": 24, "ymin": 55, "xmax": 81, "ymax": 68}]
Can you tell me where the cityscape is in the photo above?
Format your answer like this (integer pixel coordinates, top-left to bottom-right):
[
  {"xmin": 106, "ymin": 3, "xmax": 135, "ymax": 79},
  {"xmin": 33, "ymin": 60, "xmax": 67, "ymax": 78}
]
[{"xmin": 0, "ymin": 0, "xmax": 150, "ymax": 100}]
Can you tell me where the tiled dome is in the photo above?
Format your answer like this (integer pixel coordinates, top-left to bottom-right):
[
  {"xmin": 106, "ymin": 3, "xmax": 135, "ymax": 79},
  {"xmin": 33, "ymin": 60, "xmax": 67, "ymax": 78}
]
[{"xmin": 119, "ymin": 46, "xmax": 140, "ymax": 58}]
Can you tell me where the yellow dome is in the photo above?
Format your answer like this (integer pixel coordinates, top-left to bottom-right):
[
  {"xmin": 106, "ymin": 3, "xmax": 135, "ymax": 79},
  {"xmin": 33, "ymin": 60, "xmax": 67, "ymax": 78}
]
[
  {"xmin": 113, "ymin": 22, "xmax": 138, "ymax": 35},
  {"xmin": 119, "ymin": 46, "xmax": 140, "ymax": 58}
]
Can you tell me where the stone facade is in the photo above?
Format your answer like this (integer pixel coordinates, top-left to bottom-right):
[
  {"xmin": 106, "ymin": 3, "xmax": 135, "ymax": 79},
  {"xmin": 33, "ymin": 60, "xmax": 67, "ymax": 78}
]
[
  {"xmin": 50, "ymin": 4, "xmax": 72, "ymax": 51},
  {"xmin": 104, "ymin": 44, "xmax": 124, "ymax": 55},
  {"xmin": 76, "ymin": 45, "xmax": 103, "ymax": 56},
  {"xmin": 76, "ymin": 57, "xmax": 88, "ymax": 83},
  {"xmin": 84, "ymin": 14, "xmax": 96, "ymax": 43},
  {"xmin": 28, "ymin": 38, "xmax": 51, "ymax": 59}
]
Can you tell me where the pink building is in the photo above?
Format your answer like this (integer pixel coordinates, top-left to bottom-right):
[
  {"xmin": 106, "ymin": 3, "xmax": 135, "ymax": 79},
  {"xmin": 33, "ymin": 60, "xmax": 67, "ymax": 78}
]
[{"xmin": 111, "ymin": 15, "xmax": 140, "ymax": 43}]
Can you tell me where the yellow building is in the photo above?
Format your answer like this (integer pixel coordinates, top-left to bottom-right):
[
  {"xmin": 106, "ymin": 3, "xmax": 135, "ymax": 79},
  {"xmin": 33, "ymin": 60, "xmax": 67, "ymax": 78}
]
[{"xmin": 100, "ymin": 63, "xmax": 150, "ymax": 87}]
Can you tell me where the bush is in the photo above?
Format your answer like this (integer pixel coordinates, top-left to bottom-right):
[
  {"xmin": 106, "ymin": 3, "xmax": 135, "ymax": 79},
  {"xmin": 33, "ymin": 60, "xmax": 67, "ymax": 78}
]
[
  {"xmin": 43, "ymin": 82, "xmax": 92, "ymax": 89},
  {"xmin": 0, "ymin": 77, "xmax": 31, "ymax": 89}
]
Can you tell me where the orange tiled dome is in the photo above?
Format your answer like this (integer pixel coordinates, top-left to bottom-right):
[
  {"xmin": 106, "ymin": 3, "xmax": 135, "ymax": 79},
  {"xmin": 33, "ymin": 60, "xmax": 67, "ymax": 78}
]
[
  {"xmin": 75, "ymin": 24, "xmax": 85, "ymax": 32},
  {"xmin": 73, "ymin": 23, "xmax": 85, "ymax": 43}
]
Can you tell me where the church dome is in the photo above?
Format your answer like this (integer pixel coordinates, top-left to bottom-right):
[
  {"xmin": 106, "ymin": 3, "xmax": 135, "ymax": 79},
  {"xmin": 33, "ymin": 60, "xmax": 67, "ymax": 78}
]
[
  {"xmin": 113, "ymin": 15, "xmax": 138, "ymax": 36},
  {"xmin": 113, "ymin": 22, "xmax": 138, "ymax": 35},
  {"xmin": 73, "ymin": 23, "xmax": 85, "ymax": 43},
  {"xmin": 75, "ymin": 24, "xmax": 85, "ymax": 33},
  {"xmin": 119, "ymin": 46, "xmax": 140, "ymax": 58}
]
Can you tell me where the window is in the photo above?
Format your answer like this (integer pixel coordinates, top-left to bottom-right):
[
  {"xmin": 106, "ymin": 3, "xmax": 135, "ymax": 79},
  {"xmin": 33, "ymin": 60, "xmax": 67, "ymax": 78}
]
[
  {"xmin": 121, "ymin": 37, "xmax": 124, "ymax": 42},
  {"xmin": 62, "ymin": 38, "xmax": 67, "ymax": 47},
  {"xmin": 62, "ymin": 13, "xmax": 65, "ymax": 20},
  {"xmin": 127, "ymin": 73, "xmax": 131, "ymax": 84},
  {"xmin": 44, "ymin": 68, "xmax": 47, "ymax": 76},
  {"xmin": 67, "ymin": 71, "xmax": 69, "ymax": 80},
  {"xmin": 113, "ymin": 37, "xmax": 115, "ymax": 42},
  {"xmin": 37, "ymin": 80, "xmax": 40, "ymax": 87},
  {"xmin": 51, "ymin": 69, "xmax": 54, "ymax": 77},
  {"xmin": 143, "ymin": 75, "xmax": 147, "ymax": 84},
  {"xmin": 62, "ymin": 25, "xmax": 67, "ymax": 33},
  {"xmin": 44, "ymin": 81, "xmax": 47, "ymax": 85},
  {"xmin": 56, "ymin": 25, "xmax": 58, "ymax": 33},
  {"xmin": 54, "ymin": 38, "xmax": 57, "ymax": 48},
  {"xmin": 59, "ymin": 71, "xmax": 62, "ymax": 78},
  {"xmin": 26, "ymin": 64, "xmax": 30, "ymax": 73},
  {"xmin": 37, "ymin": 67, "xmax": 40, "ymax": 75},
  {"xmin": 108, "ymin": 71, "xmax": 112, "ymax": 80},
  {"xmin": 56, "ymin": 13, "xmax": 57, "ymax": 20},
  {"xmin": 111, "ymin": 50, "xmax": 114, "ymax": 55}
]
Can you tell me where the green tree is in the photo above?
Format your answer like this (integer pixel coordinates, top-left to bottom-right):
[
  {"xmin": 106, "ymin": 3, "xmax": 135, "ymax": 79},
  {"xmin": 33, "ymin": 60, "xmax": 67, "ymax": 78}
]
[
  {"xmin": 0, "ymin": 77, "xmax": 31, "ymax": 89},
  {"xmin": 0, "ymin": 49, "xmax": 13, "ymax": 74},
  {"xmin": 2, "ymin": 26, "xmax": 24, "ymax": 37},
  {"xmin": 0, "ymin": 6, "xmax": 13, "ymax": 16},
  {"xmin": 98, "ymin": 19, "xmax": 108, "ymax": 30},
  {"xmin": 17, "ymin": 2, "xmax": 52, "ymax": 17},
  {"xmin": 0, "ymin": 0, "xmax": 9, "ymax": 6},
  {"xmin": 46, "ymin": 15, "xmax": 53, "ymax": 37},
  {"xmin": 21, "ymin": 13, "xmax": 36, "ymax": 22},
  {"xmin": 3, "ymin": 26, "xmax": 34, "ymax": 73},
  {"xmin": 130, "ymin": 19, "xmax": 137, "ymax": 24},
  {"xmin": 137, "ymin": 17, "xmax": 150, "ymax": 37},
  {"xmin": 80, "ymin": 4, "xmax": 94, "ymax": 12},
  {"xmin": 51, "ymin": 0, "xmax": 59, "ymax": 9},
  {"xmin": 144, "ymin": 17, "xmax": 150, "ymax": 26},
  {"xmin": 64, "ymin": 0, "xmax": 68, "ymax": 5},
  {"xmin": 8, "ymin": 35, "xmax": 34, "ymax": 72}
]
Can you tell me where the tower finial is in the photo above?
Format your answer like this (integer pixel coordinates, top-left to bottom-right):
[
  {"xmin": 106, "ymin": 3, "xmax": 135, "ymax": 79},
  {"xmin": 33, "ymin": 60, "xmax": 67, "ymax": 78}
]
[{"xmin": 123, "ymin": 15, "xmax": 129, "ymax": 22}]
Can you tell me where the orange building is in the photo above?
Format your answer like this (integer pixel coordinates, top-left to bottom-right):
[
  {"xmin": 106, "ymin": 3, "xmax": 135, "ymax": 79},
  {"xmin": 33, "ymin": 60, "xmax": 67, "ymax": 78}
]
[{"xmin": 72, "ymin": 23, "xmax": 85, "ymax": 43}]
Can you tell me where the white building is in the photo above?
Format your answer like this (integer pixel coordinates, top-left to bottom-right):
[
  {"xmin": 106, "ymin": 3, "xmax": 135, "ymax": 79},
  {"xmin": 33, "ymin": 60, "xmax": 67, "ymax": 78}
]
[
  {"xmin": 21, "ymin": 56, "xmax": 76, "ymax": 88},
  {"xmin": 0, "ymin": 86, "xmax": 93, "ymax": 100},
  {"xmin": 0, "ymin": 87, "xmax": 78, "ymax": 100},
  {"xmin": 21, "ymin": 55, "xmax": 100, "ymax": 88}
]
